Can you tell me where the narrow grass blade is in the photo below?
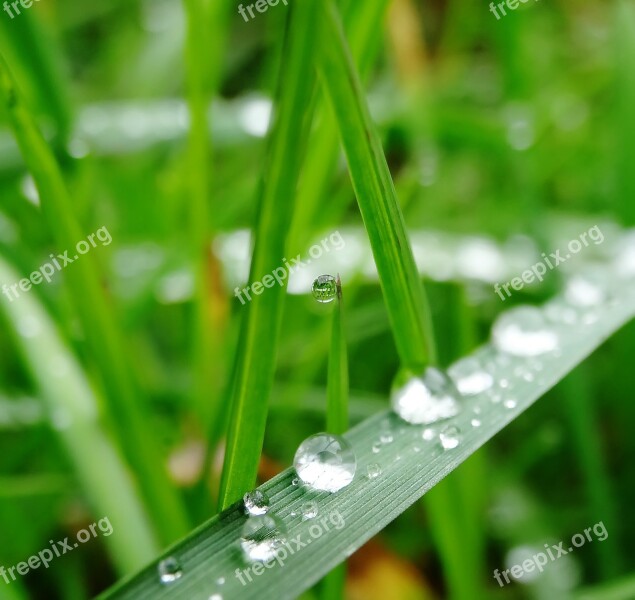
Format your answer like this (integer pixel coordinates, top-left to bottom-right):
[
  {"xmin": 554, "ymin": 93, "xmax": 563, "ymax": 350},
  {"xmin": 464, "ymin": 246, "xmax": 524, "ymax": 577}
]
[
  {"xmin": 318, "ymin": 0, "xmax": 436, "ymax": 371},
  {"xmin": 0, "ymin": 53, "xmax": 189, "ymax": 545},
  {"xmin": 217, "ymin": 1, "xmax": 320, "ymax": 509},
  {"xmin": 327, "ymin": 276, "xmax": 348, "ymax": 435},
  {"xmin": 98, "ymin": 268, "xmax": 635, "ymax": 600},
  {"xmin": 0, "ymin": 256, "xmax": 159, "ymax": 573}
]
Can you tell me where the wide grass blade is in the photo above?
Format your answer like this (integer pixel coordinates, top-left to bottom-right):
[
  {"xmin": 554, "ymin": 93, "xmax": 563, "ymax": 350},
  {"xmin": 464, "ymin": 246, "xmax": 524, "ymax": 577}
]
[{"xmin": 98, "ymin": 265, "xmax": 635, "ymax": 600}]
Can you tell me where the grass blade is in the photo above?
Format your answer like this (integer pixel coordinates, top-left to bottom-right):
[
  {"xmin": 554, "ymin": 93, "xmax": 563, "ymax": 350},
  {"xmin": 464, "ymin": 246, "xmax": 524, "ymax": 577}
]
[
  {"xmin": 318, "ymin": 0, "xmax": 436, "ymax": 370},
  {"xmin": 98, "ymin": 265, "xmax": 635, "ymax": 600},
  {"xmin": 217, "ymin": 0, "xmax": 320, "ymax": 509}
]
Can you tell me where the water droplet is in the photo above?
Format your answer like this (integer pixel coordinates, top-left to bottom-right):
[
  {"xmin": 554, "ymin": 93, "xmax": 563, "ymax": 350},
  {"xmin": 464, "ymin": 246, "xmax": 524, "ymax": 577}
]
[
  {"xmin": 545, "ymin": 303, "xmax": 579, "ymax": 325},
  {"xmin": 243, "ymin": 489, "xmax": 270, "ymax": 516},
  {"xmin": 413, "ymin": 445, "xmax": 421, "ymax": 452},
  {"xmin": 499, "ymin": 378, "xmax": 510, "ymax": 389},
  {"xmin": 492, "ymin": 306, "xmax": 558, "ymax": 356},
  {"xmin": 293, "ymin": 433, "xmax": 356, "ymax": 492},
  {"xmin": 240, "ymin": 514, "xmax": 287, "ymax": 563},
  {"xmin": 471, "ymin": 418, "xmax": 481, "ymax": 428},
  {"xmin": 291, "ymin": 477, "xmax": 299, "ymax": 486},
  {"xmin": 422, "ymin": 428, "xmax": 436, "ymax": 441},
  {"xmin": 504, "ymin": 399, "xmax": 517, "ymax": 409},
  {"xmin": 391, "ymin": 367, "xmax": 460, "ymax": 425},
  {"xmin": 367, "ymin": 463, "xmax": 382, "ymax": 479},
  {"xmin": 449, "ymin": 357, "xmax": 494, "ymax": 395},
  {"xmin": 158, "ymin": 557, "xmax": 183, "ymax": 584},
  {"xmin": 564, "ymin": 273, "xmax": 606, "ymax": 307},
  {"xmin": 216, "ymin": 577, "xmax": 225, "ymax": 585},
  {"xmin": 379, "ymin": 432, "xmax": 393, "ymax": 444},
  {"xmin": 301, "ymin": 501, "xmax": 318, "ymax": 520},
  {"xmin": 522, "ymin": 372, "xmax": 534, "ymax": 382},
  {"xmin": 209, "ymin": 595, "xmax": 223, "ymax": 600},
  {"xmin": 371, "ymin": 442, "xmax": 382, "ymax": 454},
  {"xmin": 439, "ymin": 426, "xmax": 461, "ymax": 450},
  {"xmin": 312, "ymin": 275, "xmax": 338, "ymax": 304}
]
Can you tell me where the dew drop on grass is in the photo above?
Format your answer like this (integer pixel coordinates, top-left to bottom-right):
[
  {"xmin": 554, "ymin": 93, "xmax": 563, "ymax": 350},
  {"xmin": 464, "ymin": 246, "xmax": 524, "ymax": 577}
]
[
  {"xmin": 301, "ymin": 501, "xmax": 318, "ymax": 520},
  {"xmin": 379, "ymin": 432, "xmax": 393, "ymax": 444},
  {"xmin": 311, "ymin": 275, "xmax": 338, "ymax": 304},
  {"xmin": 209, "ymin": 595, "xmax": 222, "ymax": 600},
  {"xmin": 492, "ymin": 306, "xmax": 558, "ymax": 356},
  {"xmin": 216, "ymin": 577, "xmax": 225, "ymax": 585},
  {"xmin": 448, "ymin": 357, "xmax": 494, "ymax": 395},
  {"xmin": 291, "ymin": 477, "xmax": 299, "ymax": 486},
  {"xmin": 240, "ymin": 514, "xmax": 287, "ymax": 563},
  {"xmin": 439, "ymin": 426, "xmax": 461, "ymax": 450},
  {"xmin": 158, "ymin": 557, "xmax": 183, "ymax": 584},
  {"xmin": 471, "ymin": 418, "xmax": 481, "ymax": 428},
  {"xmin": 371, "ymin": 442, "xmax": 382, "ymax": 454},
  {"xmin": 367, "ymin": 463, "xmax": 381, "ymax": 479},
  {"xmin": 504, "ymin": 399, "xmax": 517, "ymax": 409},
  {"xmin": 564, "ymin": 273, "xmax": 606, "ymax": 307},
  {"xmin": 293, "ymin": 433, "xmax": 356, "ymax": 492},
  {"xmin": 391, "ymin": 367, "xmax": 460, "ymax": 425},
  {"xmin": 422, "ymin": 428, "xmax": 435, "ymax": 441},
  {"xmin": 243, "ymin": 489, "xmax": 270, "ymax": 516}
]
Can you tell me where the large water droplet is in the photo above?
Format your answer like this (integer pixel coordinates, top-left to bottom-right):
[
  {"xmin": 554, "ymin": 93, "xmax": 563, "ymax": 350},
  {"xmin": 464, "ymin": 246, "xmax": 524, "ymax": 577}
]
[
  {"xmin": 492, "ymin": 306, "xmax": 558, "ymax": 356},
  {"xmin": 391, "ymin": 367, "xmax": 461, "ymax": 425},
  {"xmin": 293, "ymin": 433, "xmax": 356, "ymax": 492},
  {"xmin": 243, "ymin": 489, "xmax": 270, "ymax": 516},
  {"xmin": 311, "ymin": 275, "xmax": 338, "ymax": 304},
  {"xmin": 240, "ymin": 514, "xmax": 287, "ymax": 563},
  {"xmin": 449, "ymin": 357, "xmax": 494, "ymax": 395},
  {"xmin": 439, "ymin": 426, "xmax": 461, "ymax": 450},
  {"xmin": 158, "ymin": 557, "xmax": 183, "ymax": 584}
]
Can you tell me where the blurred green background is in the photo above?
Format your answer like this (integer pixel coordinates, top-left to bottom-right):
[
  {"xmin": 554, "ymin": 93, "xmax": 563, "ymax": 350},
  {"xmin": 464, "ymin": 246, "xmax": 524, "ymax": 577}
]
[{"xmin": 0, "ymin": 0, "xmax": 634, "ymax": 598}]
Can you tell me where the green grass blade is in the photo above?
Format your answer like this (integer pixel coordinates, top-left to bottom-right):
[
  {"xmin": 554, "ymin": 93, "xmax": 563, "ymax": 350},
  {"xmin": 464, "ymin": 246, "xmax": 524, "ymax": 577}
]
[
  {"xmin": 98, "ymin": 268, "xmax": 635, "ymax": 600},
  {"xmin": 318, "ymin": 0, "xmax": 436, "ymax": 371},
  {"xmin": 0, "ymin": 53, "xmax": 189, "ymax": 545},
  {"xmin": 0, "ymin": 256, "xmax": 159, "ymax": 573},
  {"xmin": 217, "ymin": 1, "xmax": 320, "ymax": 510},
  {"xmin": 326, "ymin": 276, "xmax": 348, "ymax": 435}
]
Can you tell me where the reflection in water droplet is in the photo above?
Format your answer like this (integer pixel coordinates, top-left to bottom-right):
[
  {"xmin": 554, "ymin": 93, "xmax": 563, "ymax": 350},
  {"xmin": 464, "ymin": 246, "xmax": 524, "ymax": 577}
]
[
  {"xmin": 492, "ymin": 306, "xmax": 558, "ymax": 356},
  {"xmin": 504, "ymin": 399, "xmax": 517, "ymax": 409},
  {"xmin": 311, "ymin": 275, "xmax": 338, "ymax": 304},
  {"xmin": 293, "ymin": 433, "xmax": 356, "ymax": 492},
  {"xmin": 439, "ymin": 426, "xmax": 461, "ymax": 450},
  {"xmin": 391, "ymin": 367, "xmax": 460, "ymax": 425},
  {"xmin": 158, "ymin": 557, "xmax": 183, "ymax": 584},
  {"xmin": 243, "ymin": 489, "xmax": 270, "ymax": 516},
  {"xmin": 240, "ymin": 515, "xmax": 287, "ymax": 563}
]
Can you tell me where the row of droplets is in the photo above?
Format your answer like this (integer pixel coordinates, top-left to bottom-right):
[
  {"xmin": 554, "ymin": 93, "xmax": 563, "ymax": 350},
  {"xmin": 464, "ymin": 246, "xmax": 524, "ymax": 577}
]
[{"xmin": 157, "ymin": 271, "xmax": 606, "ymax": 591}]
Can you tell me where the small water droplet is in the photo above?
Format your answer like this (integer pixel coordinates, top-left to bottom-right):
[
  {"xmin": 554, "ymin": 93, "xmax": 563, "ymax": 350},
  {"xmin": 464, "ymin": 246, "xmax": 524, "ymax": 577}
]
[
  {"xmin": 439, "ymin": 426, "xmax": 461, "ymax": 450},
  {"xmin": 422, "ymin": 428, "xmax": 436, "ymax": 441},
  {"xmin": 158, "ymin": 557, "xmax": 182, "ymax": 584},
  {"xmin": 240, "ymin": 514, "xmax": 287, "ymax": 563},
  {"xmin": 216, "ymin": 577, "xmax": 225, "ymax": 585},
  {"xmin": 414, "ymin": 445, "xmax": 421, "ymax": 452},
  {"xmin": 564, "ymin": 272, "xmax": 607, "ymax": 307},
  {"xmin": 311, "ymin": 275, "xmax": 338, "ymax": 304},
  {"xmin": 448, "ymin": 357, "xmax": 494, "ymax": 395},
  {"xmin": 492, "ymin": 306, "xmax": 558, "ymax": 356},
  {"xmin": 391, "ymin": 367, "xmax": 460, "ymax": 425},
  {"xmin": 504, "ymin": 399, "xmax": 517, "ymax": 409},
  {"xmin": 522, "ymin": 372, "xmax": 534, "ymax": 382},
  {"xmin": 243, "ymin": 489, "xmax": 270, "ymax": 516},
  {"xmin": 379, "ymin": 432, "xmax": 393, "ymax": 444},
  {"xmin": 291, "ymin": 477, "xmax": 299, "ymax": 486},
  {"xmin": 367, "ymin": 463, "xmax": 382, "ymax": 479},
  {"xmin": 499, "ymin": 378, "xmax": 510, "ymax": 389},
  {"xmin": 471, "ymin": 418, "xmax": 481, "ymax": 428},
  {"xmin": 209, "ymin": 595, "xmax": 223, "ymax": 600},
  {"xmin": 301, "ymin": 501, "xmax": 318, "ymax": 520},
  {"xmin": 371, "ymin": 442, "xmax": 382, "ymax": 454},
  {"xmin": 473, "ymin": 406, "xmax": 482, "ymax": 414},
  {"xmin": 293, "ymin": 433, "xmax": 356, "ymax": 492}
]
